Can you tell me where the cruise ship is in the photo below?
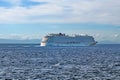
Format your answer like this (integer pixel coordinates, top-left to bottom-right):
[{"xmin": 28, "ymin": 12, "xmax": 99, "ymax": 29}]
[{"xmin": 41, "ymin": 33, "xmax": 97, "ymax": 46}]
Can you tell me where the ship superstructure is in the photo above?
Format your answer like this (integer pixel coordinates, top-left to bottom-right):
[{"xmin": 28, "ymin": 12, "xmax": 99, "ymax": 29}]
[{"xmin": 41, "ymin": 33, "xmax": 97, "ymax": 46}]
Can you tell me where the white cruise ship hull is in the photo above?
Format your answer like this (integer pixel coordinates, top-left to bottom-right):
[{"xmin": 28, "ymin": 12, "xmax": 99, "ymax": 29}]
[{"xmin": 40, "ymin": 33, "xmax": 97, "ymax": 47}]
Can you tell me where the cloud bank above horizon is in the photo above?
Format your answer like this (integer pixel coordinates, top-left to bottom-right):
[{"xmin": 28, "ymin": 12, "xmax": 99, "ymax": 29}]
[
  {"xmin": 0, "ymin": 0, "xmax": 120, "ymax": 25},
  {"xmin": 0, "ymin": 0, "xmax": 120, "ymax": 43}
]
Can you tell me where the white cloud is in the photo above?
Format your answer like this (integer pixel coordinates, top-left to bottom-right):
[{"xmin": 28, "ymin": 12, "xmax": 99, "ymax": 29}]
[
  {"xmin": 94, "ymin": 32, "xmax": 120, "ymax": 43},
  {"xmin": 0, "ymin": 0, "xmax": 120, "ymax": 25},
  {"xmin": 0, "ymin": 34, "xmax": 41, "ymax": 40}
]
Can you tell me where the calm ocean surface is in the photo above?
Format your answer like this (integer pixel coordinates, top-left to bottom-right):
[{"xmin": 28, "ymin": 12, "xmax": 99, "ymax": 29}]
[
  {"xmin": 0, "ymin": 44, "xmax": 120, "ymax": 48},
  {"xmin": 0, "ymin": 44, "xmax": 120, "ymax": 80}
]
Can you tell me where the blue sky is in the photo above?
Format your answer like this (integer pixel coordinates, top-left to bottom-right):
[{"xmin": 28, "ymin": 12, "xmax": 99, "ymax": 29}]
[{"xmin": 0, "ymin": 0, "xmax": 120, "ymax": 43}]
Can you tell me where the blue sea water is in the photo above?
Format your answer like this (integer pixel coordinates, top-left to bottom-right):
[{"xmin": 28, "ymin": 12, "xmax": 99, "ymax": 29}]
[
  {"xmin": 0, "ymin": 44, "xmax": 120, "ymax": 48},
  {"xmin": 0, "ymin": 44, "xmax": 120, "ymax": 80}
]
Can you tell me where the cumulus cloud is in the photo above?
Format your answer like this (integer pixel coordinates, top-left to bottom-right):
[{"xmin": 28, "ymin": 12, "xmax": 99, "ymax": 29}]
[{"xmin": 0, "ymin": 0, "xmax": 119, "ymax": 25}]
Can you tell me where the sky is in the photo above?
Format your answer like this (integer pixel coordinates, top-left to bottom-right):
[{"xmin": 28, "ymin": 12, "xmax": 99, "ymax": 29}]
[{"xmin": 0, "ymin": 0, "xmax": 120, "ymax": 43}]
